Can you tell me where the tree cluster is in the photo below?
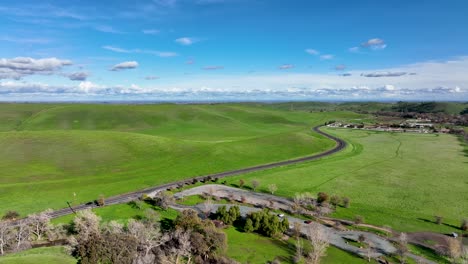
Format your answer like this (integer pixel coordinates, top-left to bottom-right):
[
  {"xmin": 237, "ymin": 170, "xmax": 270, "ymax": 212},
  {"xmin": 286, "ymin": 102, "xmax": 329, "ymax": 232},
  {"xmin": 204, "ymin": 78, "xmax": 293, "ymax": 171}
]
[
  {"xmin": 214, "ymin": 206, "xmax": 241, "ymax": 226},
  {"xmin": 243, "ymin": 209, "xmax": 289, "ymax": 238},
  {"xmin": 72, "ymin": 209, "xmax": 237, "ymax": 264},
  {"xmin": 0, "ymin": 209, "xmax": 62, "ymax": 256}
]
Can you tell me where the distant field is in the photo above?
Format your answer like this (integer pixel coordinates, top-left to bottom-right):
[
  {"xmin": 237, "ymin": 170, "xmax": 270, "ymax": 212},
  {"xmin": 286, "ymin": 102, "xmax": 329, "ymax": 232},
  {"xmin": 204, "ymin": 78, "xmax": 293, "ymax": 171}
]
[
  {"xmin": 0, "ymin": 103, "xmax": 364, "ymax": 216},
  {"xmin": 225, "ymin": 128, "xmax": 468, "ymax": 233}
]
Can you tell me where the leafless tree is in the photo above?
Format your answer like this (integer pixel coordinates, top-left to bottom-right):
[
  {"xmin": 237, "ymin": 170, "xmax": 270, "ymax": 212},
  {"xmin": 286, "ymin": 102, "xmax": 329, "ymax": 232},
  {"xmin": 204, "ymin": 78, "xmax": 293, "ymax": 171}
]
[
  {"xmin": 14, "ymin": 219, "xmax": 31, "ymax": 251},
  {"xmin": 0, "ymin": 221, "xmax": 14, "ymax": 255},
  {"xmin": 154, "ymin": 191, "xmax": 175, "ymax": 210},
  {"xmin": 27, "ymin": 209, "xmax": 52, "ymax": 241},
  {"xmin": 293, "ymin": 222, "xmax": 302, "ymax": 239},
  {"xmin": 252, "ymin": 180, "xmax": 260, "ymax": 191},
  {"xmin": 305, "ymin": 222, "xmax": 329, "ymax": 264},
  {"xmin": 101, "ymin": 220, "xmax": 124, "ymax": 235},
  {"xmin": 202, "ymin": 198, "xmax": 214, "ymax": 218},
  {"xmin": 396, "ymin": 232, "xmax": 408, "ymax": 264},
  {"xmin": 268, "ymin": 184, "xmax": 278, "ymax": 195},
  {"xmin": 294, "ymin": 237, "xmax": 304, "ymax": 263},
  {"xmin": 127, "ymin": 219, "xmax": 167, "ymax": 258},
  {"xmin": 364, "ymin": 240, "xmax": 375, "ymax": 262},
  {"xmin": 239, "ymin": 179, "xmax": 245, "ymax": 188},
  {"xmin": 446, "ymin": 237, "xmax": 462, "ymax": 262},
  {"xmin": 73, "ymin": 210, "xmax": 101, "ymax": 241}
]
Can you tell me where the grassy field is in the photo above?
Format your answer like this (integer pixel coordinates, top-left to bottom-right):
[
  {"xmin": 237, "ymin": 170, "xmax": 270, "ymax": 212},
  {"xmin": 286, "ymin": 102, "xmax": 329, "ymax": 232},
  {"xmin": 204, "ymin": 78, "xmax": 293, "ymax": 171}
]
[
  {"xmin": 0, "ymin": 104, "xmax": 367, "ymax": 216},
  {"xmin": 225, "ymin": 128, "xmax": 468, "ymax": 233},
  {"xmin": 0, "ymin": 247, "xmax": 76, "ymax": 264}
]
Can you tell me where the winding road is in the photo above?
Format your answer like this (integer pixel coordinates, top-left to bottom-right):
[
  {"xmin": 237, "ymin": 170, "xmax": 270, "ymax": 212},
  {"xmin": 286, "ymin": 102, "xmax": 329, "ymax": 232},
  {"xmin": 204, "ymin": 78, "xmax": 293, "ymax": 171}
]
[{"xmin": 48, "ymin": 125, "xmax": 345, "ymax": 218}]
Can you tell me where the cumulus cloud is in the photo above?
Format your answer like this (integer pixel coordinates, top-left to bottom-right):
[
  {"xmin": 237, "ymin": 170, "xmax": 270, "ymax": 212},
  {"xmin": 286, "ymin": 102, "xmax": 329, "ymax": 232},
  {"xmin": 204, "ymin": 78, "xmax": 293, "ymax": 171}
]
[
  {"xmin": 361, "ymin": 71, "xmax": 407, "ymax": 77},
  {"xmin": 305, "ymin": 49, "xmax": 320, "ymax": 55},
  {"xmin": 103, "ymin": 46, "xmax": 178, "ymax": 57},
  {"xmin": 203, "ymin": 66, "xmax": 224, "ymax": 70},
  {"xmin": 335, "ymin": 64, "xmax": 346, "ymax": 71},
  {"xmin": 0, "ymin": 57, "xmax": 72, "ymax": 80},
  {"xmin": 320, "ymin": 54, "xmax": 334, "ymax": 60},
  {"xmin": 67, "ymin": 72, "xmax": 89, "ymax": 81},
  {"xmin": 111, "ymin": 61, "xmax": 139, "ymax": 71},
  {"xmin": 278, "ymin": 64, "xmax": 294, "ymax": 70},
  {"xmin": 175, "ymin": 37, "xmax": 197, "ymax": 45},
  {"xmin": 361, "ymin": 38, "xmax": 387, "ymax": 50}
]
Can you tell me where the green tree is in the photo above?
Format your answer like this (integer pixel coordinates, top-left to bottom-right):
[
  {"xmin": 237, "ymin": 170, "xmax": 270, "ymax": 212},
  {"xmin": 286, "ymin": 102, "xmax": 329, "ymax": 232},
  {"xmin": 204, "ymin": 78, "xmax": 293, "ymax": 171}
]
[{"xmin": 244, "ymin": 219, "xmax": 254, "ymax": 233}]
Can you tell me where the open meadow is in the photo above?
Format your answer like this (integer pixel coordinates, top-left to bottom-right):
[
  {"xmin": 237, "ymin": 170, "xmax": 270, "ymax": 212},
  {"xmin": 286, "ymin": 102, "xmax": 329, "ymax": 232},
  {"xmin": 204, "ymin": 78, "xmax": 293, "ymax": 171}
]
[
  {"xmin": 0, "ymin": 103, "xmax": 363, "ymax": 216},
  {"xmin": 225, "ymin": 128, "xmax": 468, "ymax": 233}
]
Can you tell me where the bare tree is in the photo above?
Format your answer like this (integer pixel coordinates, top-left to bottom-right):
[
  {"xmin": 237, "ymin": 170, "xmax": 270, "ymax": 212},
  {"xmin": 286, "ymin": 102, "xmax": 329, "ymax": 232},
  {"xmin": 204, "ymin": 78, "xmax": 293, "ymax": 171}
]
[
  {"xmin": 239, "ymin": 179, "xmax": 245, "ymax": 188},
  {"xmin": 28, "ymin": 209, "xmax": 52, "ymax": 241},
  {"xmin": 446, "ymin": 237, "xmax": 462, "ymax": 262},
  {"xmin": 294, "ymin": 237, "xmax": 304, "ymax": 263},
  {"xmin": 202, "ymin": 198, "xmax": 214, "ymax": 218},
  {"xmin": 73, "ymin": 210, "xmax": 101, "ymax": 241},
  {"xmin": 364, "ymin": 240, "xmax": 375, "ymax": 262},
  {"xmin": 154, "ymin": 191, "xmax": 175, "ymax": 210},
  {"xmin": 268, "ymin": 184, "xmax": 278, "ymax": 195},
  {"xmin": 14, "ymin": 220, "xmax": 31, "ymax": 251},
  {"xmin": 101, "ymin": 220, "xmax": 124, "ymax": 235},
  {"xmin": 305, "ymin": 222, "xmax": 329, "ymax": 264},
  {"xmin": 292, "ymin": 222, "xmax": 302, "ymax": 239},
  {"xmin": 0, "ymin": 221, "xmax": 14, "ymax": 255},
  {"xmin": 252, "ymin": 180, "xmax": 260, "ymax": 191},
  {"xmin": 396, "ymin": 232, "xmax": 408, "ymax": 264},
  {"xmin": 127, "ymin": 219, "xmax": 167, "ymax": 258}
]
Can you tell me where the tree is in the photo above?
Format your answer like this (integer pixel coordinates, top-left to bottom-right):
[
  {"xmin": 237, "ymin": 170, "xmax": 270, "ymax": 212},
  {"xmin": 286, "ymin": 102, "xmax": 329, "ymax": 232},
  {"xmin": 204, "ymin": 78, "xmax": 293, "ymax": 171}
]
[
  {"xmin": 330, "ymin": 195, "xmax": 340, "ymax": 208},
  {"xmin": 317, "ymin": 192, "xmax": 329, "ymax": 204},
  {"xmin": 292, "ymin": 222, "xmax": 302, "ymax": 239},
  {"xmin": 446, "ymin": 237, "xmax": 462, "ymax": 262},
  {"xmin": 305, "ymin": 222, "xmax": 329, "ymax": 264},
  {"xmin": 2, "ymin": 211, "xmax": 19, "ymax": 221},
  {"xmin": 252, "ymin": 180, "xmax": 260, "ymax": 191},
  {"xmin": 73, "ymin": 210, "xmax": 101, "ymax": 241},
  {"xmin": 202, "ymin": 198, "xmax": 214, "ymax": 218},
  {"xmin": 244, "ymin": 219, "xmax": 254, "ymax": 233},
  {"xmin": 396, "ymin": 232, "xmax": 408, "ymax": 264},
  {"xmin": 342, "ymin": 197, "xmax": 350, "ymax": 208},
  {"xmin": 97, "ymin": 194, "xmax": 105, "ymax": 206},
  {"xmin": 127, "ymin": 219, "xmax": 166, "ymax": 257},
  {"xmin": 154, "ymin": 191, "xmax": 175, "ymax": 210},
  {"xmin": 28, "ymin": 209, "xmax": 52, "ymax": 241},
  {"xmin": 294, "ymin": 238, "xmax": 304, "ymax": 263},
  {"xmin": 0, "ymin": 221, "xmax": 14, "ymax": 255},
  {"xmin": 364, "ymin": 240, "xmax": 375, "ymax": 262},
  {"xmin": 239, "ymin": 179, "xmax": 245, "ymax": 188},
  {"xmin": 268, "ymin": 184, "xmax": 278, "ymax": 195},
  {"xmin": 435, "ymin": 216, "xmax": 443, "ymax": 225},
  {"xmin": 461, "ymin": 219, "xmax": 468, "ymax": 231},
  {"xmin": 14, "ymin": 219, "xmax": 31, "ymax": 251},
  {"xmin": 354, "ymin": 215, "xmax": 364, "ymax": 225}
]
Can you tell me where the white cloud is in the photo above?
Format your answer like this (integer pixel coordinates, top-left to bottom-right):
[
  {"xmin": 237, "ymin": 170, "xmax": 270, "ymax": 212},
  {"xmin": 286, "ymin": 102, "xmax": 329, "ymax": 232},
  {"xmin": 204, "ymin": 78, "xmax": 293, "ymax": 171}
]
[
  {"xmin": 0, "ymin": 57, "xmax": 72, "ymax": 80},
  {"xmin": 110, "ymin": 61, "xmax": 138, "ymax": 71},
  {"xmin": 335, "ymin": 64, "xmax": 346, "ymax": 71},
  {"xmin": 102, "ymin": 46, "xmax": 178, "ymax": 57},
  {"xmin": 1, "ymin": 57, "xmax": 468, "ymax": 101},
  {"xmin": 278, "ymin": 64, "xmax": 294, "ymax": 70},
  {"xmin": 320, "ymin": 54, "xmax": 334, "ymax": 60},
  {"xmin": 361, "ymin": 72, "xmax": 408, "ymax": 77},
  {"xmin": 348, "ymin": 47, "xmax": 360, "ymax": 53},
  {"xmin": 145, "ymin": 75, "xmax": 159, "ymax": 80},
  {"xmin": 305, "ymin": 49, "xmax": 320, "ymax": 55},
  {"xmin": 361, "ymin": 38, "xmax": 387, "ymax": 50},
  {"xmin": 95, "ymin": 25, "xmax": 123, "ymax": 34},
  {"xmin": 175, "ymin": 37, "xmax": 197, "ymax": 46},
  {"xmin": 67, "ymin": 72, "xmax": 89, "ymax": 81}
]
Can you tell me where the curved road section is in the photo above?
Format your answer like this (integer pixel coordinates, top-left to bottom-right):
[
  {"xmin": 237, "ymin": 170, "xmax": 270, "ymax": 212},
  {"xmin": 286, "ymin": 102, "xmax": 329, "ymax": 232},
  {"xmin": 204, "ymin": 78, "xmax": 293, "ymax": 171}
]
[{"xmin": 49, "ymin": 125, "xmax": 346, "ymax": 218}]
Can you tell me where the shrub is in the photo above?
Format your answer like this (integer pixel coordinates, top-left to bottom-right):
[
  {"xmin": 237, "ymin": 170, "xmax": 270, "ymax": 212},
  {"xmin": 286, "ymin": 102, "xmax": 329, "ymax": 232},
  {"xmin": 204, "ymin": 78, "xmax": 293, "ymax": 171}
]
[
  {"xmin": 461, "ymin": 219, "xmax": 468, "ymax": 231},
  {"xmin": 317, "ymin": 192, "xmax": 329, "ymax": 204},
  {"xmin": 342, "ymin": 197, "xmax": 350, "ymax": 208},
  {"xmin": 2, "ymin": 210, "xmax": 20, "ymax": 220},
  {"xmin": 239, "ymin": 179, "xmax": 245, "ymax": 188},
  {"xmin": 354, "ymin": 215, "xmax": 364, "ymax": 225},
  {"xmin": 330, "ymin": 195, "xmax": 340, "ymax": 208},
  {"xmin": 435, "ymin": 216, "xmax": 443, "ymax": 225},
  {"xmin": 97, "ymin": 195, "xmax": 105, "ymax": 206}
]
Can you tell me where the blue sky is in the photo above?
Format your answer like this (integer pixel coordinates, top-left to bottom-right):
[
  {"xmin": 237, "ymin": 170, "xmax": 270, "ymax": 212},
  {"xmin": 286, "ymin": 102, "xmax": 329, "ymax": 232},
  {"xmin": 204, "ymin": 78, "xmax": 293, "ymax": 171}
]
[{"xmin": 0, "ymin": 0, "xmax": 467, "ymax": 101}]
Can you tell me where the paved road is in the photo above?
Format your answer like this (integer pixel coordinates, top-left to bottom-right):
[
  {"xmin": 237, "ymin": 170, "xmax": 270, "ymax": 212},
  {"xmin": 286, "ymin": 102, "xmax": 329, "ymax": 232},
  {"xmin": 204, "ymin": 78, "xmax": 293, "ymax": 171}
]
[{"xmin": 47, "ymin": 125, "xmax": 346, "ymax": 219}]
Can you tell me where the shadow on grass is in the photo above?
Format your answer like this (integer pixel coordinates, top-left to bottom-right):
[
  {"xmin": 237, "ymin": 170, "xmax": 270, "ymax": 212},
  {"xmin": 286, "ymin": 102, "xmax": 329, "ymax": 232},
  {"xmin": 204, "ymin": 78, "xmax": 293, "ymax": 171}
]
[{"xmin": 160, "ymin": 218, "xmax": 174, "ymax": 231}]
